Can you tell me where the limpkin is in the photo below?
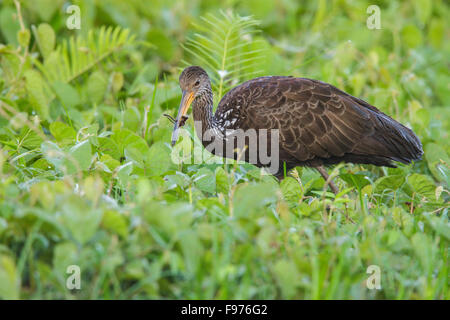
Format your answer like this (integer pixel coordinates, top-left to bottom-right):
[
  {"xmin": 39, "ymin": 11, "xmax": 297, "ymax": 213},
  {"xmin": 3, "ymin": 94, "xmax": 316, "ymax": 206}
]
[{"xmin": 168, "ymin": 66, "xmax": 423, "ymax": 194}]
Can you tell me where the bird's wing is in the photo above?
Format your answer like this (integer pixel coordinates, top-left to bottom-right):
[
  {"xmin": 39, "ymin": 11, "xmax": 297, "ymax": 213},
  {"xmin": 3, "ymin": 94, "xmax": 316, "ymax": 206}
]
[{"xmin": 218, "ymin": 76, "xmax": 422, "ymax": 164}]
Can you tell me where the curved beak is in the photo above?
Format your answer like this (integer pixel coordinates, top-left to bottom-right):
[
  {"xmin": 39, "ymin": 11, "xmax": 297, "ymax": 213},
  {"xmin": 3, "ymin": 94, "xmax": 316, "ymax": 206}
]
[{"xmin": 171, "ymin": 90, "xmax": 195, "ymax": 146}]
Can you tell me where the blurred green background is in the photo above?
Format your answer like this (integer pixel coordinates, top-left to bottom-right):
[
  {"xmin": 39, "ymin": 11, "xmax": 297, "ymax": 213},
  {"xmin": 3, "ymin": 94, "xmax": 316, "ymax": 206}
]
[{"xmin": 0, "ymin": 0, "xmax": 448, "ymax": 299}]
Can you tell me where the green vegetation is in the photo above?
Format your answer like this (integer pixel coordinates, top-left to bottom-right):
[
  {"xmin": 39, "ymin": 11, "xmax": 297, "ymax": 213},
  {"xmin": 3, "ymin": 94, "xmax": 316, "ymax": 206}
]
[{"xmin": 0, "ymin": 0, "xmax": 448, "ymax": 299}]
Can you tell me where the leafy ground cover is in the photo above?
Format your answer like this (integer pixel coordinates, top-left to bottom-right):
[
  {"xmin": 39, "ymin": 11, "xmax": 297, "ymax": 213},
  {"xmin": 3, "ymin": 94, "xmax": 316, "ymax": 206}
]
[{"xmin": 0, "ymin": 0, "xmax": 448, "ymax": 299}]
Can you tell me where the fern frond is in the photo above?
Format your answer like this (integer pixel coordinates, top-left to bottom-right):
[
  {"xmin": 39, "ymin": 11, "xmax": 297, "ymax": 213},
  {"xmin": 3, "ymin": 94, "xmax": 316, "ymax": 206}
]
[
  {"xmin": 34, "ymin": 26, "xmax": 135, "ymax": 84},
  {"xmin": 182, "ymin": 10, "xmax": 267, "ymax": 103}
]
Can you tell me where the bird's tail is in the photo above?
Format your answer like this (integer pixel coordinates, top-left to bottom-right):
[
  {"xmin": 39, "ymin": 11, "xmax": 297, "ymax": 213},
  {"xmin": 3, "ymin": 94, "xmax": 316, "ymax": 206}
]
[{"xmin": 361, "ymin": 112, "xmax": 424, "ymax": 165}]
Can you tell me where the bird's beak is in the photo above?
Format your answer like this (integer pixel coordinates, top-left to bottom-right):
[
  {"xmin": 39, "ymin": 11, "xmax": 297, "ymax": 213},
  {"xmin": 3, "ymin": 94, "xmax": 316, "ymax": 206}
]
[{"xmin": 171, "ymin": 90, "xmax": 195, "ymax": 146}]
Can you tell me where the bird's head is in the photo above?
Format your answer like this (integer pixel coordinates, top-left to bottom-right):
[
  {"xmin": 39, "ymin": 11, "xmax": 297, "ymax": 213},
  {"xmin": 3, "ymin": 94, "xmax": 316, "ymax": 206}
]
[{"xmin": 172, "ymin": 66, "xmax": 211, "ymax": 146}]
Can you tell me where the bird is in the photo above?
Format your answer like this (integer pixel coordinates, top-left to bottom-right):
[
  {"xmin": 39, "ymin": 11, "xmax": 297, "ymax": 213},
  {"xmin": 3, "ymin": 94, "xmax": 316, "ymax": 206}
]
[{"xmin": 168, "ymin": 66, "xmax": 423, "ymax": 194}]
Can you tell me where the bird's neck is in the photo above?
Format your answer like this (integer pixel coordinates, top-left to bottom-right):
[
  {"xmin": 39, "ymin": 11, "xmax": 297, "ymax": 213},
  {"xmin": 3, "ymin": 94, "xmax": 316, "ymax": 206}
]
[{"xmin": 192, "ymin": 88, "xmax": 220, "ymax": 142}]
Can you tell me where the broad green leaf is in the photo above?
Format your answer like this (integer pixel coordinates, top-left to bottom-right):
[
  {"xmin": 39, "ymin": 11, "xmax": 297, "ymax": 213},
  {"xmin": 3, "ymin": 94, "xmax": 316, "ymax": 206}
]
[
  {"xmin": 86, "ymin": 71, "xmax": 108, "ymax": 104},
  {"xmin": 33, "ymin": 0, "xmax": 62, "ymax": 21},
  {"xmin": 179, "ymin": 231, "xmax": 203, "ymax": 274},
  {"xmin": 98, "ymin": 154, "xmax": 120, "ymax": 173},
  {"xmin": 165, "ymin": 172, "xmax": 190, "ymax": 190},
  {"xmin": 425, "ymin": 143, "xmax": 449, "ymax": 184},
  {"xmin": 117, "ymin": 162, "xmax": 133, "ymax": 186},
  {"xmin": 52, "ymin": 81, "xmax": 80, "ymax": 109},
  {"xmin": 17, "ymin": 29, "xmax": 30, "ymax": 48},
  {"xmin": 233, "ymin": 182, "xmax": 278, "ymax": 217},
  {"xmin": 0, "ymin": 255, "xmax": 19, "ymax": 299},
  {"xmin": 67, "ymin": 140, "xmax": 92, "ymax": 173},
  {"xmin": 52, "ymin": 242, "xmax": 78, "ymax": 280},
  {"xmin": 374, "ymin": 175, "xmax": 405, "ymax": 195},
  {"xmin": 111, "ymin": 72, "xmax": 124, "ymax": 93},
  {"xmin": 145, "ymin": 142, "xmax": 171, "ymax": 176},
  {"xmin": 41, "ymin": 141, "xmax": 64, "ymax": 170},
  {"xmin": 401, "ymin": 25, "xmax": 423, "ymax": 48},
  {"xmin": 36, "ymin": 23, "xmax": 55, "ymax": 59},
  {"xmin": 18, "ymin": 126, "xmax": 44, "ymax": 149},
  {"xmin": 280, "ymin": 177, "xmax": 301, "ymax": 205},
  {"xmin": 272, "ymin": 259, "xmax": 299, "ymax": 299},
  {"xmin": 392, "ymin": 207, "xmax": 413, "ymax": 233},
  {"xmin": 411, "ymin": 233, "xmax": 434, "ymax": 275},
  {"xmin": 144, "ymin": 202, "xmax": 194, "ymax": 235},
  {"xmin": 49, "ymin": 122, "xmax": 76, "ymax": 146},
  {"xmin": 215, "ymin": 167, "xmax": 230, "ymax": 194},
  {"xmin": 60, "ymin": 195, "xmax": 103, "ymax": 244},
  {"xmin": 428, "ymin": 19, "xmax": 444, "ymax": 48},
  {"xmin": 146, "ymin": 28, "xmax": 174, "ymax": 61},
  {"xmin": 102, "ymin": 210, "xmax": 128, "ymax": 238},
  {"xmin": 125, "ymin": 146, "xmax": 145, "ymax": 168},
  {"xmin": 407, "ymin": 173, "xmax": 436, "ymax": 200},
  {"xmin": 194, "ymin": 167, "xmax": 216, "ymax": 194},
  {"xmin": 414, "ymin": 0, "xmax": 432, "ymax": 25},
  {"xmin": 98, "ymin": 137, "xmax": 121, "ymax": 160},
  {"xmin": 111, "ymin": 129, "xmax": 148, "ymax": 158},
  {"xmin": 340, "ymin": 173, "xmax": 371, "ymax": 190},
  {"xmin": 425, "ymin": 216, "xmax": 450, "ymax": 241},
  {"xmin": 0, "ymin": 7, "xmax": 20, "ymax": 46},
  {"xmin": 25, "ymin": 70, "xmax": 50, "ymax": 120},
  {"xmin": 123, "ymin": 107, "xmax": 141, "ymax": 132}
]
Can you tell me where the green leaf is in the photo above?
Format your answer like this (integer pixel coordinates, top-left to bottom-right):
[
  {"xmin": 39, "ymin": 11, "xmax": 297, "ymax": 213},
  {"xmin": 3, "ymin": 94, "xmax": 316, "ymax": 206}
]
[
  {"xmin": 147, "ymin": 28, "xmax": 174, "ymax": 61},
  {"xmin": 41, "ymin": 141, "xmax": 64, "ymax": 170},
  {"xmin": 0, "ymin": 7, "xmax": 20, "ymax": 46},
  {"xmin": 425, "ymin": 216, "xmax": 450, "ymax": 241},
  {"xmin": 179, "ymin": 230, "xmax": 203, "ymax": 274},
  {"xmin": 392, "ymin": 207, "xmax": 413, "ymax": 232},
  {"xmin": 24, "ymin": 69, "xmax": 50, "ymax": 120},
  {"xmin": 272, "ymin": 259, "xmax": 299, "ymax": 299},
  {"xmin": 145, "ymin": 142, "xmax": 171, "ymax": 176},
  {"xmin": 125, "ymin": 145, "xmax": 145, "ymax": 168},
  {"xmin": 123, "ymin": 107, "xmax": 141, "ymax": 133},
  {"xmin": 34, "ymin": 26, "xmax": 134, "ymax": 84},
  {"xmin": 86, "ymin": 71, "xmax": 108, "ymax": 104},
  {"xmin": 33, "ymin": 0, "xmax": 62, "ymax": 21},
  {"xmin": 233, "ymin": 182, "xmax": 278, "ymax": 217},
  {"xmin": 340, "ymin": 173, "xmax": 371, "ymax": 190},
  {"xmin": 17, "ymin": 29, "xmax": 30, "ymax": 48},
  {"xmin": 425, "ymin": 143, "xmax": 449, "ymax": 184},
  {"xmin": 215, "ymin": 167, "xmax": 230, "ymax": 194},
  {"xmin": 411, "ymin": 233, "xmax": 434, "ymax": 275},
  {"xmin": 116, "ymin": 162, "xmax": 133, "ymax": 186},
  {"xmin": 111, "ymin": 129, "xmax": 148, "ymax": 158},
  {"xmin": 52, "ymin": 241, "xmax": 78, "ymax": 280},
  {"xmin": 0, "ymin": 255, "xmax": 20, "ymax": 299},
  {"xmin": 183, "ymin": 11, "xmax": 265, "ymax": 101},
  {"xmin": 401, "ymin": 25, "xmax": 423, "ymax": 48},
  {"xmin": 144, "ymin": 202, "xmax": 194, "ymax": 235},
  {"xmin": 374, "ymin": 175, "xmax": 405, "ymax": 195},
  {"xmin": 49, "ymin": 122, "xmax": 76, "ymax": 146},
  {"xmin": 18, "ymin": 126, "xmax": 44, "ymax": 149},
  {"xmin": 52, "ymin": 81, "xmax": 81, "ymax": 109},
  {"xmin": 407, "ymin": 173, "xmax": 436, "ymax": 200},
  {"xmin": 60, "ymin": 195, "xmax": 103, "ymax": 244},
  {"xmin": 194, "ymin": 167, "xmax": 216, "ymax": 194},
  {"xmin": 67, "ymin": 140, "xmax": 92, "ymax": 173},
  {"xmin": 98, "ymin": 137, "xmax": 121, "ymax": 160},
  {"xmin": 165, "ymin": 172, "xmax": 190, "ymax": 190},
  {"xmin": 428, "ymin": 19, "xmax": 444, "ymax": 48},
  {"xmin": 102, "ymin": 210, "xmax": 128, "ymax": 238},
  {"xmin": 36, "ymin": 23, "xmax": 55, "ymax": 59},
  {"xmin": 280, "ymin": 177, "xmax": 301, "ymax": 205},
  {"xmin": 414, "ymin": 0, "xmax": 432, "ymax": 25}
]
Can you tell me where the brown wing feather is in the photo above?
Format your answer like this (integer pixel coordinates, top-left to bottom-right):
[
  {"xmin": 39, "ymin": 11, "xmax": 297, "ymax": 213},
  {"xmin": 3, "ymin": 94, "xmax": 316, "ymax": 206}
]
[{"xmin": 215, "ymin": 76, "xmax": 423, "ymax": 168}]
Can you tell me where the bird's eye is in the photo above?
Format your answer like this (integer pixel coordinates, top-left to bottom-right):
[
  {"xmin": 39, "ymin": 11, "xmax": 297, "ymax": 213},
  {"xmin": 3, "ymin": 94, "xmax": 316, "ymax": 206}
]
[{"xmin": 194, "ymin": 80, "xmax": 200, "ymax": 87}]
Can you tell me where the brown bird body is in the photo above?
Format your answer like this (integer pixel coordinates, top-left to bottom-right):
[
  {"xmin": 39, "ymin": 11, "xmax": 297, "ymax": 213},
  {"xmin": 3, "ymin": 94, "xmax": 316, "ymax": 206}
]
[{"xmin": 171, "ymin": 66, "xmax": 423, "ymax": 191}]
